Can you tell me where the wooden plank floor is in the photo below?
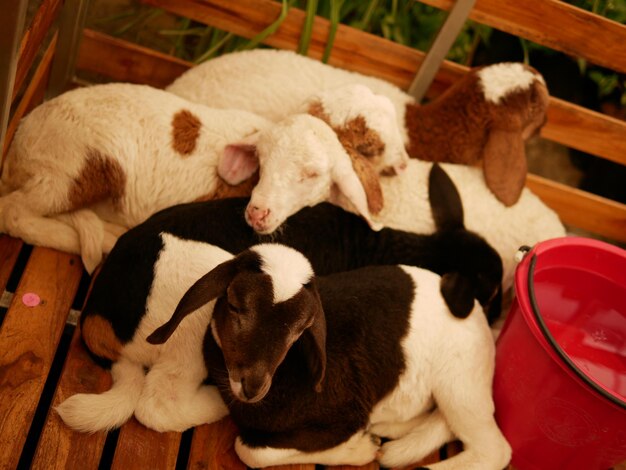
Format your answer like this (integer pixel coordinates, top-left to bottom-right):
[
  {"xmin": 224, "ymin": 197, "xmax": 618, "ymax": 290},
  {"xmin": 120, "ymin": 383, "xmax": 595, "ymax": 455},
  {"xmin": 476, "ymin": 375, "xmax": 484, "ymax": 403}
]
[{"xmin": 0, "ymin": 234, "xmax": 623, "ymax": 470}]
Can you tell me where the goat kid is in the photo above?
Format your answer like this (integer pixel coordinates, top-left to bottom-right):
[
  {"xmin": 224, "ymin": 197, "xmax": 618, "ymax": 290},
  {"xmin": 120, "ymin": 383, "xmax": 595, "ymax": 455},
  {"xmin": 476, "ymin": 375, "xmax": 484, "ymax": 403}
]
[
  {"xmin": 167, "ymin": 48, "xmax": 549, "ymax": 205},
  {"xmin": 1, "ymin": 82, "xmax": 405, "ymax": 272},
  {"xmin": 55, "ymin": 164, "xmax": 502, "ymax": 433},
  {"xmin": 148, "ymin": 243, "xmax": 512, "ymax": 469},
  {"xmin": 238, "ymin": 136, "xmax": 564, "ymax": 289}
]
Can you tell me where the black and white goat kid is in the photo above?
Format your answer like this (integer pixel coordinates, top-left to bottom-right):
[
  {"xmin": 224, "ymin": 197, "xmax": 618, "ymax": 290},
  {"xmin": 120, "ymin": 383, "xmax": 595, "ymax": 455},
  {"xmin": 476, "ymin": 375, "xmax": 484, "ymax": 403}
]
[{"xmin": 148, "ymin": 242, "xmax": 511, "ymax": 469}]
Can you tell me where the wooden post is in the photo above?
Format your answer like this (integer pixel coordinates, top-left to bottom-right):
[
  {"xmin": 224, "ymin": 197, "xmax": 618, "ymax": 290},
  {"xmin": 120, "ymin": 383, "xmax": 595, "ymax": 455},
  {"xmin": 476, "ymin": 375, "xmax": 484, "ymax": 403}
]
[
  {"xmin": 46, "ymin": 0, "xmax": 90, "ymax": 99},
  {"xmin": 408, "ymin": 0, "xmax": 476, "ymax": 102},
  {"xmin": 0, "ymin": 0, "xmax": 28, "ymax": 159}
]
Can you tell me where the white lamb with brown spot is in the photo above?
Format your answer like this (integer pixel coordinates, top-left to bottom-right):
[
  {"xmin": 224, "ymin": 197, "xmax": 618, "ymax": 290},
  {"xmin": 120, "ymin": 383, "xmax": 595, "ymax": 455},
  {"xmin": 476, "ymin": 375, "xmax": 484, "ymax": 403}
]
[
  {"xmin": 239, "ymin": 142, "xmax": 565, "ymax": 290},
  {"xmin": 0, "ymin": 82, "xmax": 406, "ymax": 272},
  {"xmin": 167, "ymin": 49, "xmax": 549, "ymax": 206}
]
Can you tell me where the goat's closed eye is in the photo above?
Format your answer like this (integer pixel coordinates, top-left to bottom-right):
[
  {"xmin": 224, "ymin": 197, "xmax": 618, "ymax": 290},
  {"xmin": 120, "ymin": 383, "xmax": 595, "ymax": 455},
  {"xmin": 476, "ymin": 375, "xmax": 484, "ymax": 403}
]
[
  {"xmin": 228, "ymin": 302, "xmax": 242, "ymax": 314},
  {"xmin": 299, "ymin": 169, "xmax": 319, "ymax": 182}
]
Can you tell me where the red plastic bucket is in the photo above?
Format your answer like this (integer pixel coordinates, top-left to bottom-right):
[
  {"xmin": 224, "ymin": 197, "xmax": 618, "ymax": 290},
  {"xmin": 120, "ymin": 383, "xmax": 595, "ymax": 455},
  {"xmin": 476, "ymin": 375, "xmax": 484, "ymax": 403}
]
[{"xmin": 493, "ymin": 237, "xmax": 626, "ymax": 470}]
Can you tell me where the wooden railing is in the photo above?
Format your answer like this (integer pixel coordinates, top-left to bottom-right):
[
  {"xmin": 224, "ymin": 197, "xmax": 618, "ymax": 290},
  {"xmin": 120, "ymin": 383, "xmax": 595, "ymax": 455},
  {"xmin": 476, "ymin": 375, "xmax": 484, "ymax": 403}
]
[{"xmin": 420, "ymin": 0, "xmax": 626, "ymax": 73}]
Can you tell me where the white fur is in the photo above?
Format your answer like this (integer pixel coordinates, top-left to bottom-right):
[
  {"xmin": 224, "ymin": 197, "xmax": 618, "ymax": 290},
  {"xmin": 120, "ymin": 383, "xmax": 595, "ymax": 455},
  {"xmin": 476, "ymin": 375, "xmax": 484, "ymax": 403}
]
[
  {"xmin": 235, "ymin": 431, "xmax": 379, "ymax": 467},
  {"xmin": 56, "ymin": 233, "xmax": 232, "ymax": 432},
  {"xmin": 253, "ymin": 243, "xmax": 313, "ymax": 303},
  {"xmin": 369, "ymin": 160, "xmax": 565, "ymax": 290},
  {"xmin": 2, "ymin": 82, "xmax": 400, "ymax": 272},
  {"xmin": 167, "ymin": 49, "xmax": 413, "ymax": 144},
  {"xmin": 478, "ymin": 63, "xmax": 545, "ymax": 104}
]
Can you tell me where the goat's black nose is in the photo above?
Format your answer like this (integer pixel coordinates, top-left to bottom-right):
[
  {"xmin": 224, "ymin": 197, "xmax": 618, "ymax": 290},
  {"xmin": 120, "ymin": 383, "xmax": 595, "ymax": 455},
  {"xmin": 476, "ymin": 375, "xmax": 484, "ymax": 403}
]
[{"xmin": 240, "ymin": 377, "xmax": 253, "ymax": 400}]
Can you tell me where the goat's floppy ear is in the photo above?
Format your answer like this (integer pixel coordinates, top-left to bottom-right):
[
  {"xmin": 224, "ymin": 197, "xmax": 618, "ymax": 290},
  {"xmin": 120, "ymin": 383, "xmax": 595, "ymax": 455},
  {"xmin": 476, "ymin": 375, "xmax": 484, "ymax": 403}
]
[
  {"xmin": 428, "ymin": 163, "xmax": 464, "ymax": 231},
  {"xmin": 146, "ymin": 257, "xmax": 239, "ymax": 345},
  {"xmin": 482, "ymin": 128, "xmax": 527, "ymax": 207},
  {"xmin": 299, "ymin": 288, "xmax": 327, "ymax": 393},
  {"xmin": 348, "ymin": 153, "xmax": 384, "ymax": 215},
  {"xmin": 330, "ymin": 153, "xmax": 382, "ymax": 231},
  {"xmin": 440, "ymin": 272, "xmax": 475, "ymax": 319},
  {"xmin": 219, "ymin": 132, "xmax": 261, "ymax": 185}
]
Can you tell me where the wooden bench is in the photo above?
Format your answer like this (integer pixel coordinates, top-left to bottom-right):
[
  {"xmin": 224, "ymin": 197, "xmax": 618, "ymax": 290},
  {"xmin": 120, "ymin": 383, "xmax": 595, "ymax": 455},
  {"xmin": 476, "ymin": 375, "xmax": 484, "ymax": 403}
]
[{"xmin": 0, "ymin": 0, "xmax": 624, "ymax": 468}]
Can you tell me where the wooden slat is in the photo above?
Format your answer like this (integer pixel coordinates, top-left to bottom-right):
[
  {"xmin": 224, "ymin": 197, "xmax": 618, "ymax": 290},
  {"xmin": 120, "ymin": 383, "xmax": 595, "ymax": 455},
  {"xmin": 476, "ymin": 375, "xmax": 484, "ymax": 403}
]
[
  {"xmin": 389, "ymin": 449, "xmax": 441, "ymax": 470},
  {"xmin": 31, "ymin": 328, "xmax": 111, "ymax": 470},
  {"xmin": 527, "ymin": 174, "xmax": 626, "ymax": 243},
  {"xmin": 0, "ymin": 248, "xmax": 83, "ymax": 470},
  {"xmin": 111, "ymin": 418, "xmax": 180, "ymax": 470},
  {"xmin": 137, "ymin": 0, "xmax": 626, "ymax": 167},
  {"xmin": 13, "ymin": 0, "xmax": 63, "ymax": 101},
  {"xmin": 0, "ymin": 236, "xmax": 23, "ymax": 294},
  {"xmin": 3, "ymin": 34, "xmax": 57, "ymax": 160},
  {"xmin": 332, "ymin": 462, "xmax": 379, "ymax": 469},
  {"xmin": 543, "ymin": 97, "xmax": 626, "ymax": 168},
  {"xmin": 77, "ymin": 29, "xmax": 191, "ymax": 89},
  {"xmin": 266, "ymin": 465, "xmax": 315, "ymax": 469},
  {"xmin": 187, "ymin": 417, "xmax": 245, "ymax": 470},
  {"xmin": 419, "ymin": 0, "xmax": 626, "ymax": 74}
]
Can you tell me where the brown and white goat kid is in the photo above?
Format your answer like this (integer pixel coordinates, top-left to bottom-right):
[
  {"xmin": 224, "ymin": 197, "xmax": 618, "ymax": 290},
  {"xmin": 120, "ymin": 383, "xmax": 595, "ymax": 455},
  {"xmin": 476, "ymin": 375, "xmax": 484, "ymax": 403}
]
[
  {"xmin": 148, "ymin": 243, "xmax": 512, "ymax": 469},
  {"xmin": 167, "ymin": 49, "xmax": 549, "ymax": 205},
  {"xmin": 1, "ymin": 82, "xmax": 405, "ymax": 272}
]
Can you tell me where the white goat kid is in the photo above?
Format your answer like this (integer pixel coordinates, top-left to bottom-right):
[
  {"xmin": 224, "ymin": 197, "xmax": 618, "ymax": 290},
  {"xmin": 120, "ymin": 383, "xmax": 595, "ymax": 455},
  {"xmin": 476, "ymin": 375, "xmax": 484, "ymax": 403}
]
[{"xmin": 1, "ymin": 82, "xmax": 405, "ymax": 272}]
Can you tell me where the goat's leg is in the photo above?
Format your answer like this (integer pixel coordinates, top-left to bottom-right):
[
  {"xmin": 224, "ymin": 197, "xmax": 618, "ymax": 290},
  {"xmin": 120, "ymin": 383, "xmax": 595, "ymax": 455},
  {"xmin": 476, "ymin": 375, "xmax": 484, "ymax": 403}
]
[
  {"xmin": 5, "ymin": 205, "xmax": 107, "ymax": 273},
  {"xmin": 417, "ymin": 364, "xmax": 511, "ymax": 469},
  {"xmin": 0, "ymin": 176, "xmax": 85, "ymax": 257},
  {"xmin": 234, "ymin": 430, "xmax": 380, "ymax": 467},
  {"xmin": 0, "ymin": 174, "xmax": 78, "ymax": 229},
  {"xmin": 134, "ymin": 361, "xmax": 228, "ymax": 432},
  {"xmin": 376, "ymin": 407, "xmax": 455, "ymax": 467},
  {"xmin": 371, "ymin": 408, "xmax": 452, "ymax": 440},
  {"xmin": 55, "ymin": 357, "xmax": 145, "ymax": 433},
  {"xmin": 3, "ymin": 203, "xmax": 82, "ymax": 253}
]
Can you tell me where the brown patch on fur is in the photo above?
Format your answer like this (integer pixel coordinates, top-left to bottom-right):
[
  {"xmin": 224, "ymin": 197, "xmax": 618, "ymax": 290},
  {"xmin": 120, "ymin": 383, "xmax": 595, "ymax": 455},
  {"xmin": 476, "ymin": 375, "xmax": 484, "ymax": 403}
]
[
  {"xmin": 307, "ymin": 102, "xmax": 329, "ymax": 123},
  {"xmin": 194, "ymin": 170, "xmax": 260, "ymax": 202},
  {"xmin": 172, "ymin": 109, "xmax": 202, "ymax": 156},
  {"xmin": 81, "ymin": 314, "xmax": 122, "ymax": 361},
  {"xmin": 308, "ymin": 102, "xmax": 384, "ymax": 214},
  {"xmin": 68, "ymin": 149, "xmax": 126, "ymax": 210}
]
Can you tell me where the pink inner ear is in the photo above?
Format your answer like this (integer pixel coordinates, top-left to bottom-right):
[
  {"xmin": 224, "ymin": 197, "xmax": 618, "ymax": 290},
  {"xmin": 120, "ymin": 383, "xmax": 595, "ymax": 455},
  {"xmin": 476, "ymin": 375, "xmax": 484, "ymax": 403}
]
[{"xmin": 219, "ymin": 144, "xmax": 259, "ymax": 185}]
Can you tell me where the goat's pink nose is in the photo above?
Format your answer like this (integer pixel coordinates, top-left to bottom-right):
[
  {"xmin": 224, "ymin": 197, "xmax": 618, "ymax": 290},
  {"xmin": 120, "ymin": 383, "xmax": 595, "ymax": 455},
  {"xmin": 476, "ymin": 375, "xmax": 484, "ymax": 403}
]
[{"xmin": 246, "ymin": 205, "xmax": 270, "ymax": 224}]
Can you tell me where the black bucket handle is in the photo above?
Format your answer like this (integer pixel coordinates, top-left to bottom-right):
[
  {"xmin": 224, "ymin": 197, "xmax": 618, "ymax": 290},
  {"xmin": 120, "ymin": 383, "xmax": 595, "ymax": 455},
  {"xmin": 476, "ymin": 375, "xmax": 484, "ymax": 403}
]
[{"xmin": 528, "ymin": 254, "xmax": 626, "ymax": 410}]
